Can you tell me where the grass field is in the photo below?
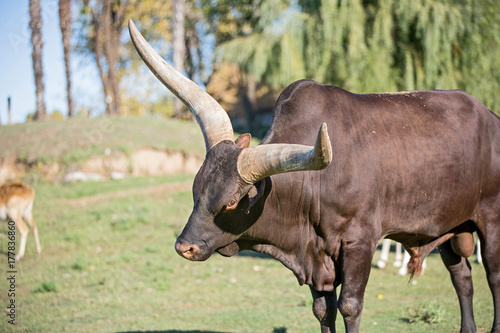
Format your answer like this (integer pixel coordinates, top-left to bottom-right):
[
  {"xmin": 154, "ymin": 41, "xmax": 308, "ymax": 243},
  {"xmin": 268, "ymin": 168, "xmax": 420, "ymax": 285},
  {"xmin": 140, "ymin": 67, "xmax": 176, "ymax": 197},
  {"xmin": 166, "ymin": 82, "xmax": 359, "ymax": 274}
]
[
  {"xmin": 0, "ymin": 116, "xmax": 263, "ymax": 167},
  {"xmin": 0, "ymin": 117, "xmax": 206, "ymax": 165},
  {"xmin": 0, "ymin": 174, "xmax": 495, "ymax": 333}
]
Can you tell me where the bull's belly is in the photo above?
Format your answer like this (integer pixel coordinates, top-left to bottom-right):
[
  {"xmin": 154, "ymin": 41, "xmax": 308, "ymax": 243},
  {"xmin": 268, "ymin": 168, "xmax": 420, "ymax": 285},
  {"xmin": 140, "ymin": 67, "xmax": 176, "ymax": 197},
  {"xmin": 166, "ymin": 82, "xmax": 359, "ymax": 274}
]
[
  {"xmin": 381, "ymin": 210, "xmax": 474, "ymax": 240},
  {"xmin": 377, "ymin": 186, "xmax": 479, "ymax": 236}
]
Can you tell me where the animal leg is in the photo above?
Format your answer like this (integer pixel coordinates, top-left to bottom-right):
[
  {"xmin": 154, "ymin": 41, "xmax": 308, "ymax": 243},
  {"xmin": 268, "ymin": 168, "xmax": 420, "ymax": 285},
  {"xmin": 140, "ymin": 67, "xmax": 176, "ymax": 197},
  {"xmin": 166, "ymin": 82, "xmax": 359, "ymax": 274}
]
[
  {"xmin": 338, "ymin": 244, "xmax": 374, "ymax": 333},
  {"xmin": 478, "ymin": 207, "xmax": 500, "ymax": 333},
  {"xmin": 398, "ymin": 250, "xmax": 410, "ymax": 276},
  {"xmin": 476, "ymin": 238, "xmax": 482, "ymax": 264},
  {"xmin": 438, "ymin": 239, "xmax": 476, "ymax": 333},
  {"xmin": 12, "ymin": 212, "xmax": 29, "ymax": 261},
  {"xmin": 24, "ymin": 207, "xmax": 41, "ymax": 254},
  {"xmin": 310, "ymin": 287, "xmax": 337, "ymax": 333},
  {"xmin": 393, "ymin": 242, "xmax": 402, "ymax": 267},
  {"xmin": 376, "ymin": 239, "xmax": 391, "ymax": 268}
]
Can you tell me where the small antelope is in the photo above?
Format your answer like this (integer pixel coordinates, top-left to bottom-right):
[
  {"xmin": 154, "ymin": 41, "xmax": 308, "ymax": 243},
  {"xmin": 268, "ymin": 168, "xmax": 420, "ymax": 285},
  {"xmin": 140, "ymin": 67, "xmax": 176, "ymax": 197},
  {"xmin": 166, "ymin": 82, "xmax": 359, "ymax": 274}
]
[{"xmin": 0, "ymin": 181, "xmax": 41, "ymax": 260}]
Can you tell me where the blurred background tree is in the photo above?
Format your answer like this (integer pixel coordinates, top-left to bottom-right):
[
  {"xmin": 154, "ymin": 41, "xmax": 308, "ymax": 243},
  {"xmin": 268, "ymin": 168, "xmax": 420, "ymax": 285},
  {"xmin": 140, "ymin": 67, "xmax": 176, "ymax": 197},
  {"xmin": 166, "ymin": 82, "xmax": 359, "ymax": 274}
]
[
  {"xmin": 68, "ymin": 0, "xmax": 499, "ymax": 135},
  {"xmin": 29, "ymin": 0, "xmax": 47, "ymax": 121},
  {"xmin": 59, "ymin": 0, "xmax": 74, "ymax": 118},
  {"xmin": 79, "ymin": 0, "xmax": 129, "ymax": 116},
  {"xmin": 217, "ymin": 0, "xmax": 499, "ymax": 101}
]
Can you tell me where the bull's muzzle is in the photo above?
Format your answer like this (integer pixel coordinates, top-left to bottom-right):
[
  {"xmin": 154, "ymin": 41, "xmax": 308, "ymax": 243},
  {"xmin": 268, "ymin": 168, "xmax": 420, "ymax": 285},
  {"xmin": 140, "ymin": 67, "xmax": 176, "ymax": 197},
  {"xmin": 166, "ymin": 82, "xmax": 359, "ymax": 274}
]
[{"xmin": 175, "ymin": 240, "xmax": 202, "ymax": 261}]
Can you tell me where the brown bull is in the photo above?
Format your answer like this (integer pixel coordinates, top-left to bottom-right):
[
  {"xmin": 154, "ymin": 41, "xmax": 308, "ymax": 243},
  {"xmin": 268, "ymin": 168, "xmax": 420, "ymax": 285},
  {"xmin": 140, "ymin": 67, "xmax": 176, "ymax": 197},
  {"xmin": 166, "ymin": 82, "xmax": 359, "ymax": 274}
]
[{"xmin": 129, "ymin": 20, "xmax": 500, "ymax": 333}]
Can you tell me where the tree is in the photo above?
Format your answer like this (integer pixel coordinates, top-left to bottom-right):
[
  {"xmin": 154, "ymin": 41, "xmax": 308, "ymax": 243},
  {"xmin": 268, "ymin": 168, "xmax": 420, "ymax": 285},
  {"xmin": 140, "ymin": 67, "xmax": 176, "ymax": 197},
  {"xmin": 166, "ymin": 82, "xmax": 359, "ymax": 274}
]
[
  {"xmin": 59, "ymin": 0, "xmax": 73, "ymax": 117},
  {"xmin": 213, "ymin": 0, "xmax": 500, "ymax": 114},
  {"xmin": 118, "ymin": 0, "xmax": 209, "ymax": 117},
  {"xmin": 172, "ymin": 0, "xmax": 186, "ymax": 118},
  {"xmin": 76, "ymin": 0, "xmax": 214, "ymax": 118},
  {"xmin": 29, "ymin": 0, "xmax": 47, "ymax": 120},
  {"xmin": 82, "ymin": 0, "xmax": 129, "ymax": 116},
  {"xmin": 203, "ymin": 0, "xmax": 290, "ymax": 133}
]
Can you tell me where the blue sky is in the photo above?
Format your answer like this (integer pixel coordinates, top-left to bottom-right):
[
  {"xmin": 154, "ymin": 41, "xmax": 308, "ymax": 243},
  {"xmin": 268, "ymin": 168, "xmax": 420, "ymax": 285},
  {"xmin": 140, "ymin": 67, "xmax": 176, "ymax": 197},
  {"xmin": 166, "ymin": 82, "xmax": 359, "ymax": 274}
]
[{"xmin": 0, "ymin": 0, "xmax": 103, "ymax": 124}]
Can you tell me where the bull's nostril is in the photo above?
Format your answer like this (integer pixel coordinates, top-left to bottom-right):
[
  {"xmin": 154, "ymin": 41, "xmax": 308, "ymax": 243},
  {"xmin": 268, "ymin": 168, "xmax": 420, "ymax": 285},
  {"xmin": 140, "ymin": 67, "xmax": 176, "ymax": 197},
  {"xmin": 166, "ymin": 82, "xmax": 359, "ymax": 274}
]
[{"xmin": 175, "ymin": 240, "xmax": 201, "ymax": 259}]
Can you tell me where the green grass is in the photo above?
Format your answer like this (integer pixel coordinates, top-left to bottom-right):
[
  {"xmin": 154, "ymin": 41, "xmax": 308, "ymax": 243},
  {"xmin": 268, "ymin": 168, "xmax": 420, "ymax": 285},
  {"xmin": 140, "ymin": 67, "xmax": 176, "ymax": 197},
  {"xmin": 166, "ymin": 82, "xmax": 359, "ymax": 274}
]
[
  {"xmin": 0, "ymin": 116, "xmax": 262, "ymax": 168},
  {"xmin": 0, "ymin": 175, "xmax": 495, "ymax": 332},
  {"xmin": 0, "ymin": 116, "xmax": 206, "ymax": 165}
]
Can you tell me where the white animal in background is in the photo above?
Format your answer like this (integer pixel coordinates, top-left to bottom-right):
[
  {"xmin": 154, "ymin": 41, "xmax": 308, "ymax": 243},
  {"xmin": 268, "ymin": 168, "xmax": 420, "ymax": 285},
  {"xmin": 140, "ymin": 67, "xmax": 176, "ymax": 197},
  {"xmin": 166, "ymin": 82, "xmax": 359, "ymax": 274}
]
[
  {"xmin": 377, "ymin": 239, "xmax": 403, "ymax": 269},
  {"xmin": 0, "ymin": 181, "xmax": 41, "ymax": 260},
  {"xmin": 476, "ymin": 239, "xmax": 483, "ymax": 264}
]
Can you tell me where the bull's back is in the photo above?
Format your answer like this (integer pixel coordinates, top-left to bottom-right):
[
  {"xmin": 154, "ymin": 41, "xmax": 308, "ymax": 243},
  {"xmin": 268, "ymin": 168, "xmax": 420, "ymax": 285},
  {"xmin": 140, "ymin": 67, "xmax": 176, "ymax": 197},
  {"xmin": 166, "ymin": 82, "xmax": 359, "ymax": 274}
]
[{"xmin": 264, "ymin": 80, "xmax": 500, "ymax": 234}]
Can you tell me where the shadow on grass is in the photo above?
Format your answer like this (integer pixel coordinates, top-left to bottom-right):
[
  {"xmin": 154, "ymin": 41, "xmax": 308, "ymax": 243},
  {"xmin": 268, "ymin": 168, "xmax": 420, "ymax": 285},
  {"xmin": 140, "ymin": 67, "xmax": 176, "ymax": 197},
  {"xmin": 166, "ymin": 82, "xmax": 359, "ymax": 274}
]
[
  {"xmin": 116, "ymin": 331, "xmax": 229, "ymax": 333},
  {"xmin": 117, "ymin": 327, "xmax": 288, "ymax": 333}
]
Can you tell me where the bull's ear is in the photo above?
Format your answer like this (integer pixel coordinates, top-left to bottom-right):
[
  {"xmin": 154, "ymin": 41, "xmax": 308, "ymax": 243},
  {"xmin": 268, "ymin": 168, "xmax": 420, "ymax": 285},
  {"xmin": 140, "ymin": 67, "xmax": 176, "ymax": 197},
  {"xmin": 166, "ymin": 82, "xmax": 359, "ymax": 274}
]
[
  {"xmin": 235, "ymin": 133, "xmax": 252, "ymax": 148},
  {"xmin": 245, "ymin": 179, "xmax": 266, "ymax": 214}
]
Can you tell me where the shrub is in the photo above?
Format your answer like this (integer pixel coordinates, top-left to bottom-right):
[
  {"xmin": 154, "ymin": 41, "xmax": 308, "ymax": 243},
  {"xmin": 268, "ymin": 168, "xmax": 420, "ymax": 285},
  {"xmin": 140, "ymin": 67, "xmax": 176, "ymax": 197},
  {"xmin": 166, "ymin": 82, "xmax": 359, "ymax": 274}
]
[
  {"xmin": 34, "ymin": 281, "xmax": 58, "ymax": 293},
  {"xmin": 407, "ymin": 301, "xmax": 445, "ymax": 324}
]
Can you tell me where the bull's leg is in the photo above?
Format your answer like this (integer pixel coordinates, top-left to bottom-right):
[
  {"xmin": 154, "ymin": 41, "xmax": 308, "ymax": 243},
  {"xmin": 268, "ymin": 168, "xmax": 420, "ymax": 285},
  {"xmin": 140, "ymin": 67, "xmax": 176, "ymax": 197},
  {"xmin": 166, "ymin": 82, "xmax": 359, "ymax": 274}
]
[
  {"xmin": 310, "ymin": 287, "xmax": 337, "ymax": 333},
  {"xmin": 338, "ymin": 244, "xmax": 374, "ymax": 333},
  {"xmin": 438, "ymin": 239, "xmax": 476, "ymax": 333},
  {"xmin": 478, "ymin": 208, "xmax": 500, "ymax": 333}
]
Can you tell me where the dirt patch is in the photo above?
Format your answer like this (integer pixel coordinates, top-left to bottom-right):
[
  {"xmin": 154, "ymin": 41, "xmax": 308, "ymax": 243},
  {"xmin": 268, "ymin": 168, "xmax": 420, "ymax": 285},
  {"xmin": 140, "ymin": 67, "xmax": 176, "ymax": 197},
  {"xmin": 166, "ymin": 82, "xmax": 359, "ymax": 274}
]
[
  {"xmin": 0, "ymin": 148, "xmax": 204, "ymax": 182},
  {"xmin": 80, "ymin": 148, "xmax": 203, "ymax": 177},
  {"xmin": 131, "ymin": 148, "xmax": 202, "ymax": 176},
  {"xmin": 81, "ymin": 152, "xmax": 130, "ymax": 176}
]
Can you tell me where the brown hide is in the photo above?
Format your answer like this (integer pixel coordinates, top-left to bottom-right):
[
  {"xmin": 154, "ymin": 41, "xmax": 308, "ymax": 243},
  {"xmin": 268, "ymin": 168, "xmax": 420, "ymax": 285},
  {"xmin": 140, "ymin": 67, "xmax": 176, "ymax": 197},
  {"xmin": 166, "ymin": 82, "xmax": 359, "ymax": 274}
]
[{"xmin": 130, "ymin": 20, "xmax": 500, "ymax": 331}]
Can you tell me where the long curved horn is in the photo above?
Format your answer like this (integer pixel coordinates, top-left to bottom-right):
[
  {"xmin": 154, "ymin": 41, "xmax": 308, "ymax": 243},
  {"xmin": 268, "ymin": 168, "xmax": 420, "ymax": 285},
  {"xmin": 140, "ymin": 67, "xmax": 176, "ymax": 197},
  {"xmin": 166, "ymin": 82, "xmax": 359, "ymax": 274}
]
[
  {"xmin": 237, "ymin": 123, "xmax": 332, "ymax": 184},
  {"xmin": 128, "ymin": 20, "xmax": 234, "ymax": 152}
]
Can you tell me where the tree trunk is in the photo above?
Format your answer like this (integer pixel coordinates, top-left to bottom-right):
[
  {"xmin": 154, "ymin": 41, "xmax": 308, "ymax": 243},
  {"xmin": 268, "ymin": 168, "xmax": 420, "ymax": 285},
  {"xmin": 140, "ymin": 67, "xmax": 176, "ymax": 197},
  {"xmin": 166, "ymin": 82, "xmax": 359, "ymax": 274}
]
[
  {"xmin": 172, "ymin": 0, "xmax": 186, "ymax": 118},
  {"xmin": 89, "ymin": 7, "xmax": 110, "ymax": 115},
  {"xmin": 85, "ymin": 0, "xmax": 128, "ymax": 116},
  {"xmin": 7, "ymin": 96, "xmax": 12, "ymax": 125},
  {"xmin": 59, "ymin": 0, "xmax": 73, "ymax": 117},
  {"xmin": 29, "ymin": 0, "xmax": 47, "ymax": 121},
  {"xmin": 103, "ymin": 0, "xmax": 120, "ymax": 115}
]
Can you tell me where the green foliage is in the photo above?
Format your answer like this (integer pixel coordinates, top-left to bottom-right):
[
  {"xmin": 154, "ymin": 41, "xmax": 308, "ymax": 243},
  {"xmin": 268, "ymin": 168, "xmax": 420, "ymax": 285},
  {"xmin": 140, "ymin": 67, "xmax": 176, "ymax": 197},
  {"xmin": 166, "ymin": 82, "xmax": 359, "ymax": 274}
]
[
  {"xmin": 407, "ymin": 301, "xmax": 446, "ymax": 324},
  {"xmin": 213, "ymin": 0, "xmax": 500, "ymax": 113},
  {"xmin": 50, "ymin": 110, "xmax": 65, "ymax": 121},
  {"xmin": 71, "ymin": 0, "xmax": 500, "ymax": 120},
  {"xmin": 70, "ymin": 257, "xmax": 88, "ymax": 271},
  {"xmin": 34, "ymin": 281, "xmax": 58, "ymax": 293},
  {"xmin": 216, "ymin": 1, "xmax": 307, "ymax": 89}
]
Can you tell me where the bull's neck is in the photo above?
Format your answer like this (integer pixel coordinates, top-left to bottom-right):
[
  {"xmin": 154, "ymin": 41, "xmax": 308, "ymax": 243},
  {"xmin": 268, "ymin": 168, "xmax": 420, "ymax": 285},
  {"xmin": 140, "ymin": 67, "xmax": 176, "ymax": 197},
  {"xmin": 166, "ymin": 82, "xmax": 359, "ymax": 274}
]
[
  {"xmin": 241, "ymin": 172, "xmax": 337, "ymax": 291},
  {"xmin": 245, "ymin": 172, "xmax": 320, "ymax": 246}
]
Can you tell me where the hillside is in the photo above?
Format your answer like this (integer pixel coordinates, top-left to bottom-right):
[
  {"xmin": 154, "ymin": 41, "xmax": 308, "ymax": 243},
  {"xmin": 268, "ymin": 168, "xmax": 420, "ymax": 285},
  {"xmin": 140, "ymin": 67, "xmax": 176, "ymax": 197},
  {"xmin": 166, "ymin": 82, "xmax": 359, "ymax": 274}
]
[{"xmin": 0, "ymin": 116, "xmax": 258, "ymax": 182}]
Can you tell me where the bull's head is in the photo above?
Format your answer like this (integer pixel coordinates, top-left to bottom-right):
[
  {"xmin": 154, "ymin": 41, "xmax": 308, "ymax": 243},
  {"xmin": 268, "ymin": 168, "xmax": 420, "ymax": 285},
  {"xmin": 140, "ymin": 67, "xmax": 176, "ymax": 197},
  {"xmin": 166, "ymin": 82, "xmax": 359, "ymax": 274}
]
[{"xmin": 129, "ymin": 20, "xmax": 332, "ymax": 261}]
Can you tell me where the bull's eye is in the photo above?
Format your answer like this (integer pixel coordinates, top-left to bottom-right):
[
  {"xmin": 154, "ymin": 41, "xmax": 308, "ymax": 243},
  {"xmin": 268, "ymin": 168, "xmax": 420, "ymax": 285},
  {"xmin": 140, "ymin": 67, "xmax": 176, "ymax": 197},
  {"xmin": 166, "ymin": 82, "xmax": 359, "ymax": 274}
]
[{"xmin": 226, "ymin": 199, "xmax": 238, "ymax": 210}]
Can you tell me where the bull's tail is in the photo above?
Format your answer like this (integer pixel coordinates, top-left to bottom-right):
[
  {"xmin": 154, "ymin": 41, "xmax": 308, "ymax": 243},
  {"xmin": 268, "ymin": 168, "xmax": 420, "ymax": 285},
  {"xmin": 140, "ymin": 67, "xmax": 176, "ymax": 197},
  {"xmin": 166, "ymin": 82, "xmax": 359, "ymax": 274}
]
[{"xmin": 407, "ymin": 255, "xmax": 425, "ymax": 281}]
